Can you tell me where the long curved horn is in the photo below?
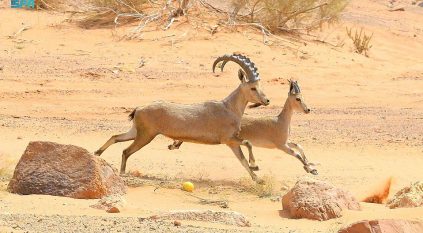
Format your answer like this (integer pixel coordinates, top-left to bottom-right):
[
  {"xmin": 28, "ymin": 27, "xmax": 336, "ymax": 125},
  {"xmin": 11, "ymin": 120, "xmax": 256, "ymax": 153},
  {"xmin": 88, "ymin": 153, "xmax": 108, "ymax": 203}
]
[{"xmin": 212, "ymin": 54, "xmax": 260, "ymax": 82}]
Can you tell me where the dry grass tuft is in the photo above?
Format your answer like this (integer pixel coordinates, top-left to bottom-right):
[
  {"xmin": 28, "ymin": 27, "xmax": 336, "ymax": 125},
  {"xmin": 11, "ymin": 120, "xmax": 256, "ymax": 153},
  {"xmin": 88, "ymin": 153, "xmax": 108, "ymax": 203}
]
[
  {"xmin": 238, "ymin": 174, "xmax": 280, "ymax": 197},
  {"xmin": 34, "ymin": 0, "xmax": 68, "ymax": 10},
  {"xmin": 247, "ymin": 0, "xmax": 348, "ymax": 33},
  {"xmin": 76, "ymin": 0, "xmax": 148, "ymax": 29},
  {"xmin": 0, "ymin": 154, "xmax": 14, "ymax": 182},
  {"xmin": 346, "ymin": 27, "xmax": 373, "ymax": 56}
]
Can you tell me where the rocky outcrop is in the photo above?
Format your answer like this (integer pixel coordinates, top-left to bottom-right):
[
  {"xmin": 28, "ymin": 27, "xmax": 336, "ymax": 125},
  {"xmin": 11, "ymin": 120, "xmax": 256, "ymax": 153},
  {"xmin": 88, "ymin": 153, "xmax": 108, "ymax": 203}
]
[
  {"xmin": 338, "ymin": 219, "xmax": 423, "ymax": 233},
  {"xmin": 387, "ymin": 181, "xmax": 423, "ymax": 209},
  {"xmin": 8, "ymin": 141, "xmax": 126, "ymax": 199},
  {"xmin": 282, "ymin": 177, "xmax": 360, "ymax": 221}
]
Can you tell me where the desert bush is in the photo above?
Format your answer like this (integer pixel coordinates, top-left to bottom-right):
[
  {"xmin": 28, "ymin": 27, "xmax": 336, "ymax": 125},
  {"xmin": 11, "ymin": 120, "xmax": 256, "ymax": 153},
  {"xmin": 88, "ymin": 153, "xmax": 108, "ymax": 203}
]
[
  {"xmin": 35, "ymin": 0, "xmax": 57, "ymax": 9},
  {"xmin": 89, "ymin": 0, "xmax": 145, "ymax": 11},
  {"xmin": 247, "ymin": 0, "xmax": 348, "ymax": 33},
  {"xmin": 34, "ymin": 0, "xmax": 73, "ymax": 10},
  {"xmin": 346, "ymin": 27, "xmax": 373, "ymax": 56},
  {"xmin": 76, "ymin": 0, "xmax": 149, "ymax": 29}
]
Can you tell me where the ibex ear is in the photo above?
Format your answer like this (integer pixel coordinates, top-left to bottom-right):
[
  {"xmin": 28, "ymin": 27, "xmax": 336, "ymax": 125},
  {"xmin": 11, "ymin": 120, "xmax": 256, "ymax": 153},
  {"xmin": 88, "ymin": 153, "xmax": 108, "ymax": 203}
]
[
  {"xmin": 289, "ymin": 79, "xmax": 298, "ymax": 95},
  {"xmin": 288, "ymin": 79, "xmax": 294, "ymax": 94},
  {"xmin": 290, "ymin": 80, "xmax": 300, "ymax": 95},
  {"xmin": 238, "ymin": 69, "xmax": 247, "ymax": 83}
]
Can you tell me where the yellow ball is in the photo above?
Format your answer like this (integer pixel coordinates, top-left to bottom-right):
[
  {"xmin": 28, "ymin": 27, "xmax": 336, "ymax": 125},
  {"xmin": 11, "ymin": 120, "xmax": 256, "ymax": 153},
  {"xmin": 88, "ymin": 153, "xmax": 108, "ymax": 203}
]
[{"xmin": 182, "ymin": 181, "xmax": 194, "ymax": 192}]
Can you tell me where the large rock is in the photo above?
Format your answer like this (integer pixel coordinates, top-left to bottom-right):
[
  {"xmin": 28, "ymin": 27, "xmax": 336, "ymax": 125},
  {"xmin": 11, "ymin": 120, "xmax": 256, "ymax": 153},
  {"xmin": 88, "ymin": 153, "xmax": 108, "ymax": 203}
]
[
  {"xmin": 387, "ymin": 181, "xmax": 423, "ymax": 209},
  {"xmin": 282, "ymin": 177, "xmax": 360, "ymax": 221},
  {"xmin": 338, "ymin": 219, "xmax": 423, "ymax": 233},
  {"xmin": 8, "ymin": 141, "xmax": 126, "ymax": 199}
]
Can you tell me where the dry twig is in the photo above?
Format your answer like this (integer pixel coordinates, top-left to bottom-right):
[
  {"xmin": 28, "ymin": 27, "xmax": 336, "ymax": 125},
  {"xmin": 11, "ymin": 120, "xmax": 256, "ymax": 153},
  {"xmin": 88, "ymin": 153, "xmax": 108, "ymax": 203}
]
[
  {"xmin": 186, "ymin": 193, "xmax": 229, "ymax": 208},
  {"xmin": 8, "ymin": 25, "xmax": 32, "ymax": 39}
]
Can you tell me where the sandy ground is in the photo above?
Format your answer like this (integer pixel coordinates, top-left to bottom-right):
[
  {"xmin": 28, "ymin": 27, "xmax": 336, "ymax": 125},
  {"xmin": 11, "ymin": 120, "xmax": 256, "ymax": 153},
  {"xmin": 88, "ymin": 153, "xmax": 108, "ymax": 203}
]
[{"xmin": 1, "ymin": 0, "xmax": 423, "ymax": 232}]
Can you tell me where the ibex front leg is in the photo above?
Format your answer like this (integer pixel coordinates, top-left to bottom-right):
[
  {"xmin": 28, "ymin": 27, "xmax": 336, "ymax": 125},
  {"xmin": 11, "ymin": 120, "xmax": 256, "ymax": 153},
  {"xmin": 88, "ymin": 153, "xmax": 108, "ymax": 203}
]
[
  {"xmin": 241, "ymin": 140, "xmax": 259, "ymax": 171},
  {"xmin": 287, "ymin": 142, "xmax": 309, "ymax": 164},
  {"xmin": 278, "ymin": 144, "xmax": 318, "ymax": 175},
  {"xmin": 287, "ymin": 142, "xmax": 318, "ymax": 175},
  {"xmin": 226, "ymin": 138, "xmax": 263, "ymax": 184}
]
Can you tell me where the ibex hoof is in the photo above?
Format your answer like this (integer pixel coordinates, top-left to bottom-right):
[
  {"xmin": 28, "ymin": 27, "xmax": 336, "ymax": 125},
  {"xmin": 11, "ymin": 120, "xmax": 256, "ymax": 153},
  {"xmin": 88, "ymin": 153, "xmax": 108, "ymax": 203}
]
[
  {"xmin": 168, "ymin": 144, "xmax": 180, "ymax": 150},
  {"xmin": 120, "ymin": 172, "xmax": 127, "ymax": 177},
  {"xmin": 249, "ymin": 165, "xmax": 259, "ymax": 171},
  {"xmin": 255, "ymin": 178, "xmax": 265, "ymax": 185},
  {"xmin": 94, "ymin": 150, "xmax": 103, "ymax": 156},
  {"xmin": 304, "ymin": 165, "xmax": 318, "ymax": 175}
]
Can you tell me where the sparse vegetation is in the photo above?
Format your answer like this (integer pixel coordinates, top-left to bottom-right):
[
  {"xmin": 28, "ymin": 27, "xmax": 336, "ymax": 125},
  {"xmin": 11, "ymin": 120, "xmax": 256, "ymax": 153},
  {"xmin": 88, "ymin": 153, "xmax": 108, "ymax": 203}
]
[
  {"xmin": 346, "ymin": 26, "xmax": 373, "ymax": 56},
  {"xmin": 248, "ymin": 0, "xmax": 348, "ymax": 33},
  {"xmin": 49, "ymin": 0, "xmax": 349, "ymax": 40},
  {"xmin": 76, "ymin": 0, "xmax": 148, "ymax": 29},
  {"xmin": 239, "ymin": 174, "xmax": 280, "ymax": 197},
  {"xmin": 34, "ymin": 0, "xmax": 69, "ymax": 10},
  {"xmin": 0, "ymin": 154, "xmax": 13, "ymax": 182}
]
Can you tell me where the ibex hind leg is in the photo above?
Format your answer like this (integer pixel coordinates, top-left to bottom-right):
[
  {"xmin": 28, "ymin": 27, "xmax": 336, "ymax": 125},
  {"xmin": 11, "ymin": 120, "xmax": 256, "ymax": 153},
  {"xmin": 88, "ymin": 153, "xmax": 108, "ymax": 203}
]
[
  {"xmin": 94, "ymin": 126, "xmax": 137, "ymax": 156},
  {"xmin": 121, "ymin": 133, "xmax": 155, "ymax": 174}
]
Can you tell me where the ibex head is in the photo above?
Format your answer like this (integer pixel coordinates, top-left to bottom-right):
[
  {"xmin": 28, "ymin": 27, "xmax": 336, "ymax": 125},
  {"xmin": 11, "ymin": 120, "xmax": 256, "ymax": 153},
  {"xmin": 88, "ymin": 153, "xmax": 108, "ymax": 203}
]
[
  {"xmin": 287, "ymin": 79, "xmax": 310, "ymax": 114},
  {"xmin": 213, "ymin": 54, "xmax": 270, "ymax": 107}
]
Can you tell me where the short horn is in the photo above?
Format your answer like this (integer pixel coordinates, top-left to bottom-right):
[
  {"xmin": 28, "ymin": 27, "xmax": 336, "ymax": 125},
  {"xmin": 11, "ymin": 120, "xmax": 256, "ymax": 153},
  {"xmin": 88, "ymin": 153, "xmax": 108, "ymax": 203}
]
[
  {"xmin": 292, "ymin": 81, "xmax": 301, "ymax": 93},
  {"xmin": 212, "ymin": 54, "xmax": 260, "ymax": 82}
]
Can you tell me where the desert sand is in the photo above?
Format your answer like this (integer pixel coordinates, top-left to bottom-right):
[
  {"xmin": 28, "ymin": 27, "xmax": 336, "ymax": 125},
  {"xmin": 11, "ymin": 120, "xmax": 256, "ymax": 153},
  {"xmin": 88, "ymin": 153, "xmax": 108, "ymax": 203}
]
[{"xmin": 0, "ymin": 0, "xmax": 423, "ymax": 232}]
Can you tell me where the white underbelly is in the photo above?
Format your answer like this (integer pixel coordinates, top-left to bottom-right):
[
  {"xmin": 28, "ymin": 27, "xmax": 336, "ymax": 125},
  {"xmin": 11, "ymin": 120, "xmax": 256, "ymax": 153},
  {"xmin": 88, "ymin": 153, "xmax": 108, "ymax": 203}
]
[{"xmin": 248, "ymin": 138, "xmax": 278, "ymax": 149}]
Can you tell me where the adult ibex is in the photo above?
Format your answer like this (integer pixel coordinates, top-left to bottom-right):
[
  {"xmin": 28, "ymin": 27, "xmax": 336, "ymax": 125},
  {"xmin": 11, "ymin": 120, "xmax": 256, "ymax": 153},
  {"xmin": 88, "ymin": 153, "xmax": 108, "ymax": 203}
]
[
  {"xmin": 95, "ymin": 54, "xmax": 270, "ymax": 182},
  {"xmin": 169, "ymin": 80, "xmax": 318, "ymax": 175}
]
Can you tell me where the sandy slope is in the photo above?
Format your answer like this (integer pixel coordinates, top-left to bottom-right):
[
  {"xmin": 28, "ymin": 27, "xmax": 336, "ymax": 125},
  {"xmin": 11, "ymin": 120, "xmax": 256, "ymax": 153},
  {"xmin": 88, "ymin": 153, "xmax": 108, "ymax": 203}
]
[{"xmin": 1, "ymin": 0, "xmax": 423, "ymax": 232}]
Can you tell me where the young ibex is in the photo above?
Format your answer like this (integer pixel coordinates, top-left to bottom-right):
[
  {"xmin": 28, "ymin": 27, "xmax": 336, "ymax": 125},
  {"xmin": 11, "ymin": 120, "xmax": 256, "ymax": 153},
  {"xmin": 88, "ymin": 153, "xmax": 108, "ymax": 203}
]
[
  {"xmin": 94, "ymin": 54, "xmax": 270, "ymax": 182},
  {"xmin": 169, "ymin": 80, "xmax": 318, "ymax": 175}
]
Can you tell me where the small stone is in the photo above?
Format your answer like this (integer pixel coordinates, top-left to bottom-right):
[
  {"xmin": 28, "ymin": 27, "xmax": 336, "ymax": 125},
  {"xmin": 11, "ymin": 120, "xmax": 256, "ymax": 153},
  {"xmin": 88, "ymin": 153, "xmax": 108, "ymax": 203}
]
[
  {"xmin": 107, "ymin": 207, "xmax": 120, "ymax": 213},
  {"xmin": 173, "ymin": 220, "xmax": 181, "ymax": 226},
  {"xmin": 270, "ymin": 196, "xmax": 281, "ymax": 202},
  {"xmin": 129, "ymin": 170, "xmax": 142, "ymax": 177}
]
